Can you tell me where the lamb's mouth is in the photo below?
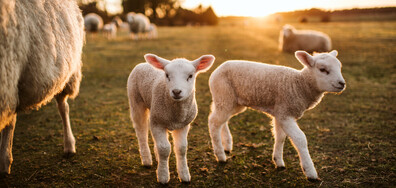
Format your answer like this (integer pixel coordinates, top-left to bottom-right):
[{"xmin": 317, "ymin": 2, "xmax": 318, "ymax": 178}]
[
  {"xmin": 332, "ymin": 85, "xmax": 344, "ymax": 90},
  {"xmin": 172, "ymin": 96, "xmax": 182, "ymax": 100}
]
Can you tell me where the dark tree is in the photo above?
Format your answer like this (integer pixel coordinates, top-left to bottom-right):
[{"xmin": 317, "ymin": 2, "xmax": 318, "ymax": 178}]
[
  {"xmin": 122, "ymin": 0, "xmax": 146, "ymax": 14},
  {"xmin": 201, "ymin": 6, "xmax": 218, "ymax": 25}
]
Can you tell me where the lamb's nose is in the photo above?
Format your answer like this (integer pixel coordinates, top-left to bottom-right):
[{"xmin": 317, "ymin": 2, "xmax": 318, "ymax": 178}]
[
  {"xmin": 172, "ymin": 89, "xmax": 182, "ymax": 96},
  {"xmin": 339, "ymin": 81, "xmax": 345, "ymax": 87}
]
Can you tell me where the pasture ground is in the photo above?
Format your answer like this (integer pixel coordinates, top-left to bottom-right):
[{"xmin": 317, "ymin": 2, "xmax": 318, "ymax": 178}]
[{"xmin": 1, "ymin": 20, "xmax": 395, "ymax": 187}]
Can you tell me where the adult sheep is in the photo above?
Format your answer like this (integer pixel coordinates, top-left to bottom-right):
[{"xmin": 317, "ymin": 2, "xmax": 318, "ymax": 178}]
[
  {"xmin": 126, "ymin": 12, "xmax": 151, "ymax": 40},
  {"xmin": 279, "ymin": 24, "xmax": 331, "ymax": 53},
  {"xmin": 84, "ymin": 13, "xmax": 103, "ymax": 33},
  {"xmin": 0, "ymin": 0, "xmax": 84, "ymax": 175},
  {"xmin": 208, "ymin": 50, "xmax": 345, "ymax": 181}
]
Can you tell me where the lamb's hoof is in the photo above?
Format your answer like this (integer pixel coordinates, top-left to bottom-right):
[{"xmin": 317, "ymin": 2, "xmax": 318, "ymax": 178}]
[
  {"xmin": 224, "ymin": 150, "xmax": 231, "ymax": 154},
  {"xmin": 276, "ymin": 166, "xmax": 286, "ymax": 170},
  {"xmin": 63, "ymin": 152, "xmax": 75, "ymax": 159},
  {"xmin": 307, "ymin": 177, "xmax": 322, "ymax": 183},
  {"xmin": 181, "ymin": 180, "xmax": 191, "ymax": 184}
]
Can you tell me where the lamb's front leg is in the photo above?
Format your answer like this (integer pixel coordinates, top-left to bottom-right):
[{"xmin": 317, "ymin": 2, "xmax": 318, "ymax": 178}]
[
  {"xmin": 0, "ymin": 114, "xmax": 16, "ymax": 175},
  {"xmin": 272, "ymin": 119, "xmax": 286, "ymax": 168},
  {"xmin": 150, "ymin": 124, "xmax": 171, "ymax": 184},
  {"xmin": 172, "ymin": 125, "xmax": 191, "ymax": 182},
  {"xmin": 276, "ymin": 117, "xmax": 318, "ymax": 180}
]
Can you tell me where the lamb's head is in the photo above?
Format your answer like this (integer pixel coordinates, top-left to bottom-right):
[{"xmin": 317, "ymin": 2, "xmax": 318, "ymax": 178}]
[
  {"xmin": 145, "ymin": 54, "xmax": 215, "ymax": 101},
  {"xmin": 296, "ymin": 50, "xmax": 346, "ymax": 93},
  {"xmin": 282, "ymin": 24, "xmax": 295, "ymax": 38}
]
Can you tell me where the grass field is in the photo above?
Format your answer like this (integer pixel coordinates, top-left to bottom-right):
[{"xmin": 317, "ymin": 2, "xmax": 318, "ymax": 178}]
[{"xmin": 1, "ymin": 20, "xmax": 395, "ymax": 187}]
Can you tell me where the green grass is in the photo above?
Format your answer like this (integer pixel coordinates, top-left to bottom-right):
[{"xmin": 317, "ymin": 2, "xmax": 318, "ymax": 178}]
[{"xmin": 1, "ymin": 20, "xmax": 395, "ymax": 187}]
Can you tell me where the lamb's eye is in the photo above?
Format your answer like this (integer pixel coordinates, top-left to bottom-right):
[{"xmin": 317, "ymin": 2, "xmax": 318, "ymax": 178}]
[
  {"xmin": 165, "ymin": 74, "xmax": 170, "ymax": 80},
  {"xmin": 319, "ymin": 68, "xmax": 329, "ymax": 75},
  {"xmin": 187, "ymin": 74, "xmax": 193, "ymax": 81}
]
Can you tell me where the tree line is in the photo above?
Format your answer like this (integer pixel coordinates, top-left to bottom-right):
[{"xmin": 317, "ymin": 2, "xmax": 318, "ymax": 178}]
[{"xmin": 78, "ymin": 0, "xmax": 218, "ymax": 26}]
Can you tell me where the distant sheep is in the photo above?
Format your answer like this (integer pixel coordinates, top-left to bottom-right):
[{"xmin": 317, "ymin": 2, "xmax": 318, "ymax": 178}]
[
  {"xmin": 112, "ymin": 16, "xmax": 123, "ymax": 27},
  {"xmin": 127, "ymin": 54, "xmax": 215, "ymax": 183},
  {"xmin": 126, "ymin": 12, "xmax": 151, "ymax": 40},
  {"xmin": 148, "ymin": 23, "xmax": 158, "ymax": 39},
  {"xmin": 103, "ymin": 22, "xmax": 117, "ymax": 39},
  {"xmin": 208, "ymin": 50, "xmax": 345, "ymax": 181},
  {"xmin": 0, "ymin": 0, "xmax": 84, "ymax": 175},
  {"xmin": 84, "ymin": 13, "xmax": 103, "ymax": 33},
  {"xmin": 279, "ymin": 24, "xmax": 331, "ymax": 53}
]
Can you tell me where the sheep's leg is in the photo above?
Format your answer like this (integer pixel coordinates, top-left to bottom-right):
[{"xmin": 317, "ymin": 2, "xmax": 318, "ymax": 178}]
[
  {"xmin": 208, "ymin": 107, "xmax": 232, "ymax": 162},
  {"xmin": 0, "ymin": 114, "xmax": 16, "ymax": 175},
  {"xmin": 272, "ymin": 119, "xmax": 286, "ymax": 168},
  {"xmin": 172, "ymin": 125, "xmax": 190, "ymax": 182},
  {"xmin": 276, "ymin": 117, "xmax": 318, "ymax": 180},
  {"xmin": 151, "ymin": 124, "xmax": 170, "ymax": 184},
  {"xmin": 221, "ymin": 122, "xmax": 233, "ymax": 153},
  {"xmin": 131, "ymin": 106, "xmax": 152, "ymax": 166},
  {"xmin": 56, "ymin": 95, "xmax": 76, "ymax": 155}
]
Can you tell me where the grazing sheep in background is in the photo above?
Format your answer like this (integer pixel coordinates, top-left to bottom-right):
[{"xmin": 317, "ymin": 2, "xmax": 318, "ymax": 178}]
[
  {"xmin": 112, "ymin": 16, "xmax": 123, "ymax": 27},
  {"xmin": 0, "ymin": 0, "xmax": 84, "ymax": 175},
  {"xmin": 103, "ymin": 22, "xmax": 117, "ymax": 39},
  {"xmin": 279, "ymin": 24, "xmax": 331, "ymax": 53},
  {"xmin": 148, "ymin": 23, "xmax": 158, "ymax": 39},
  {"xmin": 127, "ymin": 54, "xmax": 215, "ymax": 184},
  {"xmin": 84, "ymin": 13, "xmax": 103, "ymax": 33},
  {"xmin": 208, "ymin": 50, "xmax": 345, "ymax": 181},
  {"xmin": 126, "ymin": 12, "xmax": 151, "ymax": 40}
]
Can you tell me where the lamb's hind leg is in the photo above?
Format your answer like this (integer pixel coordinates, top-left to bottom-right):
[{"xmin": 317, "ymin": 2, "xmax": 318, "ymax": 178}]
[
  {"xmin": 221, "ymin": 122, "xmax": 232, "ymax": 153},
  {"xmin": 208, "ymin": 104, "xmax": 234, "ymax": 162},
  {"xmin": 131, "ymin": 104, "xmax": 152, "ymax": 166},
  {"xmin": 276, "ymin": 117, "xmax": 318, "ymax": 180},
  {"xmin": 221, "ymin": 106, "xmax": 246, "ymax": 153},
  {"xmin": 0, "ymin": 114, "xmax": 16, "ymax": 175},
  {"xmin": 55, "ymin": 95, "xmax": 76, "ymax": 155},
  {"xmin": 272, "ymin": 118, "xmax": 286, "ymax": 168}
]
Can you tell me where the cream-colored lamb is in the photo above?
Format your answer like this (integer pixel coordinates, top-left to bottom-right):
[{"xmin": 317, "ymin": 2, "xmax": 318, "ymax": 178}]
[
  {"xmin": 208, "ymin": 50, "xmax": 345, "ymax": 181},
  {"xmin": 127, "ymin": 54, "xmax": 215, "ymax": 184},
  {"xmin": 279, "ymin": 24, "xmax": 331, "ymax": 53}
]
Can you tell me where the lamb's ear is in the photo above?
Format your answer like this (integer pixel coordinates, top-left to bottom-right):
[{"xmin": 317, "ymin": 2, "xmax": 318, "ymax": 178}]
[
  {"xmin": 192, "ymin": 55, "xmax": 215, "ymax": 72},
  {"xmin": 329, "ymin": 50, "xmax": 338, "ymax": 57},
  {"xmin": 295, "ymin": 51, "xmax": 315, "ymax": 67},
  {"xmin": 144, "ymin": 54, "xmax": 170, "ymax": 70}
]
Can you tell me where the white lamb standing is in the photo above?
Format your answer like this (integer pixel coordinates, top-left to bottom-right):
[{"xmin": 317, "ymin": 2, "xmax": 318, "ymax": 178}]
[
  {"xmin": 126, "ymin": 12, "xmax": 151, "ymax": 40},
  {"xmin": 127, "ymin": 54, "xmax": 215, "ymax": 184},
  {"xmin": 279, "ymin": 24, "xmax": 332, "ymax": 53},
  {"xmin": 208, "ymin": 50, "xmax": 345, "ymax": 181},
  {"xmin": 0, "ymin": 0, "xmax": 84, "ymax": 174},
  {"xmin": 103, "ymin": 22, "xmax": 117, "ymax": 39},
  {"xmin": 84, "ymin": 13, "xmax": 104, "ymax": 33}
]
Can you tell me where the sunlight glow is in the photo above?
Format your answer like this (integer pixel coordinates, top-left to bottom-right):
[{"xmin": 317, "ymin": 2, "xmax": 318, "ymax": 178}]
[{"xmin": 182, "ymin": 0, "xmax": 396, "ymax": 17}]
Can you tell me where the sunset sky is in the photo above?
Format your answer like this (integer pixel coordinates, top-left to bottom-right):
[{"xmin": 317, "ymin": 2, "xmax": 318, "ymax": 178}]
[{"xmin": 105, "ymin": 0, "xmax": 396, "ymax": 17}]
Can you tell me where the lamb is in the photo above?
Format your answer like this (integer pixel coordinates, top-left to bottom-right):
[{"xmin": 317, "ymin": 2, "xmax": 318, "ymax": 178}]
[
  {"xmin": 84, "ymin": 13, "xmax": 103, "ymax": 33},
  {"xmin": 208, "ymin": 50, "xmax": 345, "ymax": 181},
  {"xmin": 279, "ymin": 24, "xmax": 331, "ymax": 53},
  {"xmin": 103, "ymin": 22, "xmax": 117, "ymax": 39},
  {"xmin": 0, "ymin": 0, "xmax": 84, "ymax": 174},
  {"xmin": 127, "ymin": 54, "xmax": 215, "ymax": 184},
  {"xmin": 126, "ymin": 12, "xmax": 151, "ymax": 40}
]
